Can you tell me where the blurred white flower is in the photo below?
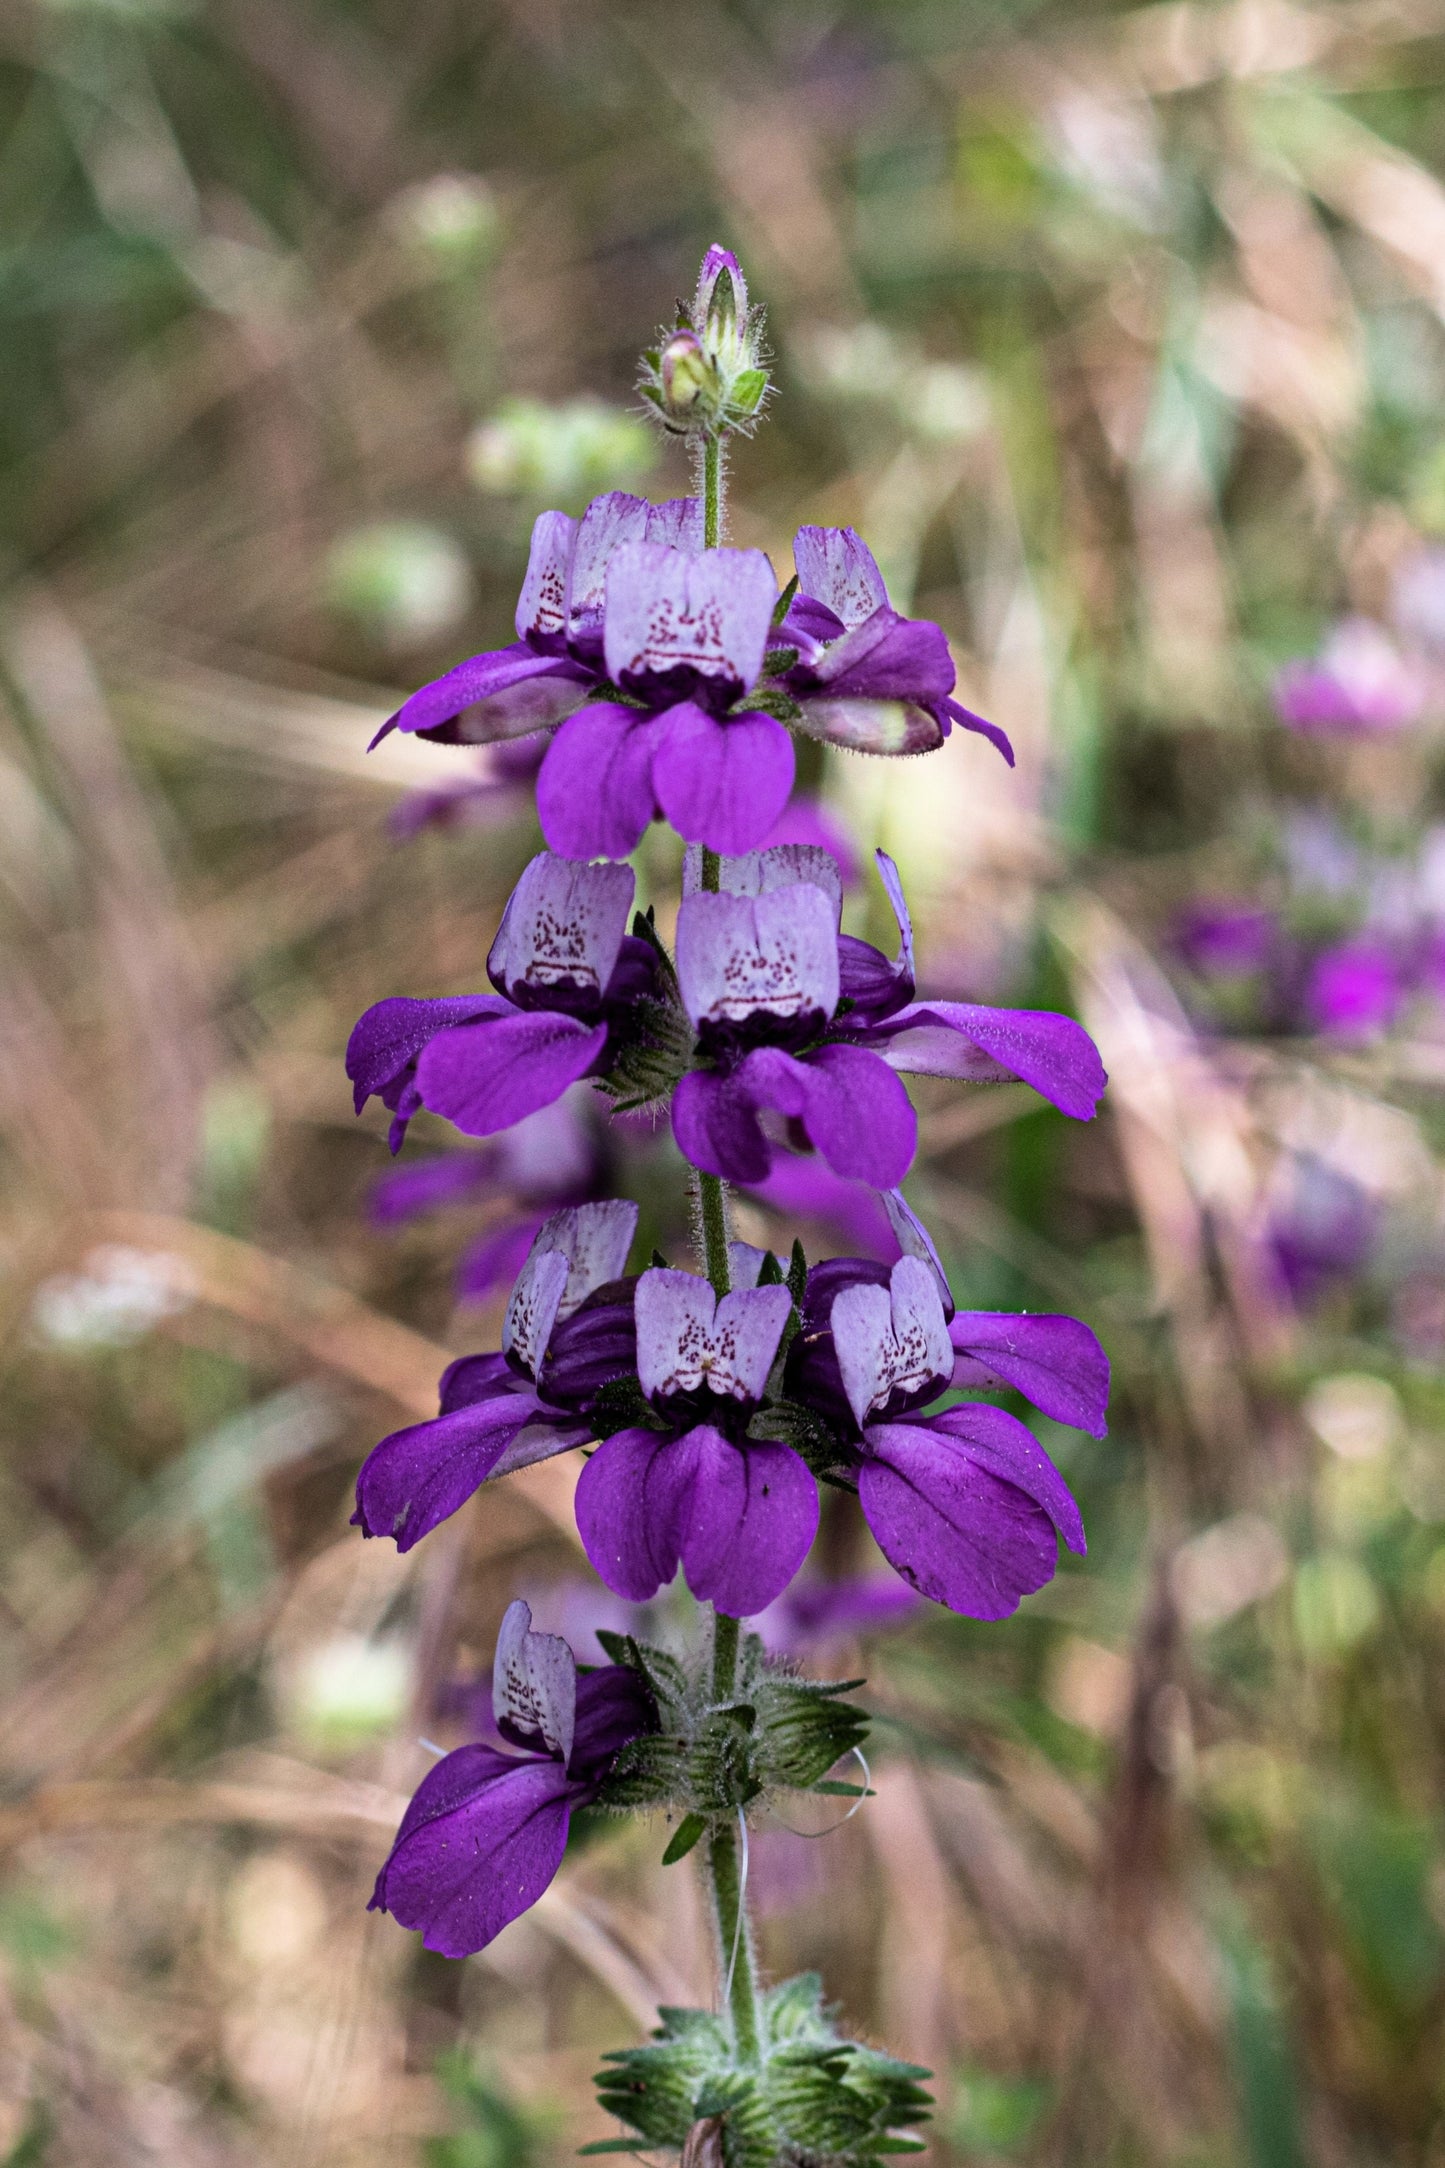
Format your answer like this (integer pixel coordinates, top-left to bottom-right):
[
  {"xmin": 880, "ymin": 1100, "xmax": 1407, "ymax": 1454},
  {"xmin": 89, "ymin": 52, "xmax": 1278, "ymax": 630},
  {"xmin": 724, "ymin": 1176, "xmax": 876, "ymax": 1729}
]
[
  {"xmin": 31, "ymin": 1245, "xmax": 197, "ymax": 1350},
  {"xmin": 325, "ymin": 520, "xmax": 474, "ymax": 648},
  {"xmin": 467, "ymin": 397, "xmax": 654, "ymax": 503}
]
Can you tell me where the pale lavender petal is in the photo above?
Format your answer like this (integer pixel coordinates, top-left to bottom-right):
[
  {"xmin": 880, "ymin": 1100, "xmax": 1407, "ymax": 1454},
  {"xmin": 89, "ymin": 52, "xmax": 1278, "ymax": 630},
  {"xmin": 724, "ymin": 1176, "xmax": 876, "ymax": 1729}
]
[
  {"xmin": 515, "ymin": 510, "xmax": 577, "ymax": 647},
  {"xmin": 493, "ymin": 1597, "xmax": 576, "ymax": 1765},
  {"xmin": 871, "ymin": 1003, "xmax": 1106, "ymax": 1121},
  {"xmin": 793, "ymin": 697, "xmax": 946, "ymax": 755},
  {"xmin": 675, "ymin": 882, "xmax": 840, "ymax": 1033},
  {"xmin": 682, "ymin": 840, "xmax": 843, "ymax": 922},
  {"xmin": 923, "ymin": 1402, "xmax": 1086, "ymax": 1552},
  {"xmin": 646, "ymin": 497, "xmax": 705, "ymax": 551},
  {"xmin": 881, "ymin": 1190, "xmax": 953, "ymax": 1314},
  {"xmin": 380, "ymin": 644, "xmax": 590, "ymax": 747},
  {"xmin": 536, "ymin": 703, "xmax": 663, "ymax": 860},
  {"xmin": 369, "ymin": 1746, "xmax": 575, "ymax": 1957},
  {"xmin": 949, "ymin": 1313, "xmax": 1110, "ymax": 1437},
  {"xmin": 530, "ymin": 1200, "xmax": 640, "ymax": 1317},
  {"xmin": 502, "ymin": 1247, "xmax": 569, "ymax": 1379},
  {"xmin": 940, "ymin": 696, "xmax": 1014, "ymax": 766},
  {"xmin": 726, "ymin": 1240, "xmax": 771, "ymax": 1287},
  {"xmin": 487, "ymin": 852, "xmax": 635, "ymax": 1004},
  {"xmin": 634, "ymin": 1268, "xmax": 792, "ymax": 1403},
  {"xmin": 564, "ymin": 492, "xmax": 653, "ymax": 650},
  {"xmin": 602, "ymin": 543, "xmax": 776, "ymax": 699},
  {"xmin": 416, "ymin": 1012, "xmax": 610, "ymax": 1137},
  {"xmin": 354, "ymin": 1387, "xmax": 557, "ymax": 1550},
  {"xmin": 652, "ymin": 705, "xmax": 795, "ymax": 855},
  {"xmin": 831, "ymin": 1256, "xmax": 953, "ymax": 1428},
  {"xmin": 858, "ymin": 1419, "xmax": 1067, "ymax": 1618},
  {"xmin": 737, "ymin": 1044, "xmax": 917, "ymax": 1188},
  {"xmin": 792, "ymin": 525, "xmax": 889, "ymax": 629}
]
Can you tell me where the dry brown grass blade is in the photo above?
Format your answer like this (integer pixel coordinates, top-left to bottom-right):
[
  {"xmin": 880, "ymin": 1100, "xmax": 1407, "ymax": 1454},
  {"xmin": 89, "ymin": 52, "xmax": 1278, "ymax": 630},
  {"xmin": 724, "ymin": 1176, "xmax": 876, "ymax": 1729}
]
[
  {"xmin": 76, "ymin": 1211, "xmax": 584, "ymax": 1544},
  {"xmin": 0, "ymin": 1772, "xmax": 667, "ymax": 2031}
]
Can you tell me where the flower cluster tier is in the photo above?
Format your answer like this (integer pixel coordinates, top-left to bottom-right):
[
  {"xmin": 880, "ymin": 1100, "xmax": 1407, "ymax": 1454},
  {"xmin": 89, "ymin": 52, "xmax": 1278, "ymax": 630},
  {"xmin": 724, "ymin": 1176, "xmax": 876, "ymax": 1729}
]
[
  {"xmin": 347, "ymin": 843, "xmax": 1106, "ymax": 1189},
  {"xmin": 354, "ymin": 1200, "xmax": 1108, "ymax": 1620},
  {"xmin": 373, "ymin": 503, "xmax": 1011, "ymax": 857}
]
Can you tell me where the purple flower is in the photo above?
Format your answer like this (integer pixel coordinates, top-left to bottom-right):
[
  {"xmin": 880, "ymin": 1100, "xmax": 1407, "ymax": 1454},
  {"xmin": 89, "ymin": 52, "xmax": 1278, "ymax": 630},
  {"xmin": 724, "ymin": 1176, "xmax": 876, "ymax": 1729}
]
[
  {"xmin": 1274, "ymin": 618, "xmax": 1424, "ymax": 736},
  {"xmin": 369, "ymin": 1600, "xmax": 654, "ymax": 1958},
  {"xmin": 670, "ymin": 845, "xmax": 1106, "ymax": 1189},
  {"xmin": 1174, "ymin": 901, "xmax": 1277, "ymax": 981},
  {"xmin": 575, "ymin": 1267, "xmax": 819, "ymax": 1618},
  {"xmin": 785, "ymin": 1256, "xmax": 1098, "ymax": 1619},
  {"xmin": 353, "ymin": 1202, "xmax": 639, "ymax": 1550},
  {"xmin": 756, "ymin": 1573, "xmax": 920, "ymax": 1657},
  {"xmin": 782, "ymin": 526, "xmax": 1013, "ymax": 767},
  {"xmin": 386, "ymin": 735, "xmax": 548, "ymax": 839},
  {"xmin": 1304, "ymin": 935, "xmax": 1403, "ymax": 1041},
  {"xmin": 1267, "ymin": 1156, "xmax": 1377, "ymax": 1307},
  {"xmin": 347, "ymin": 852, "xmax": 658, "ymax": 1152},
  {"xmin": 369, "ymin": 1090, "xmax": 609, "ymax": 1303},
  {"xmin": 375, "ymin": 502, "xmax": 1009, "ymax": 860}
]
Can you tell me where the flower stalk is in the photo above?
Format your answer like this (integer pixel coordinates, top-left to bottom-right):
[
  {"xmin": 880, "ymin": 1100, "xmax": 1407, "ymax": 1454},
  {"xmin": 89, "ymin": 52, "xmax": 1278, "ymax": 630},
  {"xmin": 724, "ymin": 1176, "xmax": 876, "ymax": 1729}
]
[{"xmin": 347, "ymin": 241, "xmax": 1112, "ymax": 2168}]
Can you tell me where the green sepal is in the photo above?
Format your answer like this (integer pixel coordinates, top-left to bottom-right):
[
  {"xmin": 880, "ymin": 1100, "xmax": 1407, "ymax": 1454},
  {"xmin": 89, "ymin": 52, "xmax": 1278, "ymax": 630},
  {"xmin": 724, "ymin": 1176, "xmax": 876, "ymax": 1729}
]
[
  {"xmin": 763, "ymin": 645, "xmax": 799, "ymax": 675},
  {"xmin": 733, "ymin": 686, "xmax": 801, "ymax": 724},
  {"xmin": 660, "ymin": 1813, "xmax": 708, "ymax": 1866},
  {"xmin": 730, "ymin": 368, "xmax": 767, "ymax": 414},
  {"xmin": 587, "ymin": 1375, "xmax": 663, "ymax": 1441},
  {"xmin": 756, "ymin": 1248, "xmax": 785, "ymax": 1286},
  {"xmin": 787, "ymin": 1239, "xmax": 808, "ymax": 1307},
  {"xmin": 772, "ymin": 574, "xmax": 799, "ymax": 625},
  {"xmin": 650, "ymin": 1248, "xmax": 671, "ymax": 1269}
]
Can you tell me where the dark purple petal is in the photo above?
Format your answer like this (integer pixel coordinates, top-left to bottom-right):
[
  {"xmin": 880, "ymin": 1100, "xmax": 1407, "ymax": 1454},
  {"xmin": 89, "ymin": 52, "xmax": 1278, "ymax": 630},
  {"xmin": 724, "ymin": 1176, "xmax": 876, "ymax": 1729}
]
[
  {"xmin": 869, "ymin": 1003, "xmax": 1106, "ymax": 1121},
  {"xmin": 438, "ymin": 1350, "xmax": 513, "ymax": 1410},
  {"xmin": 457, "ymin": 1217, "xmax": 546, "ymax": 1304},
  {"xmin": 652, "ymin": 705, "xmax": 795, "ymax": 855},
  {"xmin": 949, "ymin": 1312, "xmax": 1110, "ymax": 1436},
  {"xmin": 416, "ymin": 1012, "xmax": 610, "ymax": 1138},
  {"xmin": 570, "ymin": 1664, "xmax": 656, "ymax": 1777},
  {"xmin": 791, "ymin": 525, "xmax": 889, "ymax": 629},
  {"xmin": 369, "ymin": 1151, "xmax": 498, "ymax": 1225},
  {"xmin": 379, "ymin": 644, "xmax": 591, "ymax": 748},
  {"xmin": 634, "ymin": 1268, "xmax": 793, "ymax": 1405},
  {"xmin": 536, "ymin": 703, "xmax": 664, "ymax": 860},
  {"xmin": 671, "ymin": 1068, "xmax": 773, "ymax": 1186},
  {"xmin": 487, "ymin": 853, "xmax": 635, "ymax": 1007},
  {"xmin": 922, "ymin": 1402, "xmax": 1086, "ymax": 1553},
  {"xmin": 493, "ymin": 1598, "xmax": 576, "ymax": 1764},
  {"xmin": 939, "ymin": 696, "xmax": 1014, "ymax": 766},
  {"xmin": 355, "ymin": 1387, "xmax": 563, "ymax": 1550},
  {"xmin": 575, "ymin": 1423, "xmax": 818, "ymax": 1616},
  {"xmin": 858, "ymin": 1418, "xmax": 1069, "ymax": 1619},
  {"xmin": 736, "ymin": 1044, "xmax": 917, "ymax": 1188},
  {"xmin": 675, "ymin": 881, "xmax": 839, "ymax": 1035},
  {"xmin": 537, "ymin": 1281, "xmax": 639, "ymax": 1410},
  {"xmin": 836, "ymin": 848, "xmax": 915, "ymax": 1022},
  {"xmin": 793, "ymin": 696, "xmax": 946, "ymax": 756},
  {"xmin": 742, "ymin": 1153, "xmax": 898, "ymax": 1260},
  {"xmin": 603, "ymin": 543, "xmax": 776, "ymax": 702},
  {"xmin": 515, "ymin": 510, "xmax": 577, "ymax": 650},
  {"xmin": 831, "ymin": 1257, "xmax": 953, "ymax": 1428},
  {"xmin": 347, "ymin": 995, "xmax": 509, "ymax": 1115},
  {"xmin": 369, "ymin": 1746, "xmax": 577, "ymax": 1957},
  {"xmin": 805, "ymin": 607, "xmax": 955, "ymax": 703}
]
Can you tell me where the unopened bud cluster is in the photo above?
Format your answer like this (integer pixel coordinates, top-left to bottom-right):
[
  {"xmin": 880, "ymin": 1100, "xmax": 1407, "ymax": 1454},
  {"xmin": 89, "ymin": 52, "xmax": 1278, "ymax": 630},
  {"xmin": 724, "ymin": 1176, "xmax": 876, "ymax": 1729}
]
[{"xmin": 640, "ymin": 245, "xmax": 771, "ymax": 439}]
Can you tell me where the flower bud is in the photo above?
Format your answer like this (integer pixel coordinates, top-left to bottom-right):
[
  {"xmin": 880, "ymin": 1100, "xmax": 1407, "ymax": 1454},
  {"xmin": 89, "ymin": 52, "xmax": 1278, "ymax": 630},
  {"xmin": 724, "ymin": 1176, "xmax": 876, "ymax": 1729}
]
[{"xmin": 659, "ymin": 328, "xmax": 718, "ymax": 426}]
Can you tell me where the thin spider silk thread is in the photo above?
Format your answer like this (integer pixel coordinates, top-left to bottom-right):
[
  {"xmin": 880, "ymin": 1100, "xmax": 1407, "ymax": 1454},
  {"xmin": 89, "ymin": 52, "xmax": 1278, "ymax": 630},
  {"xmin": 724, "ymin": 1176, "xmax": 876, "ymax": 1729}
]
[
  {"xmin": 418, "ymin": 1737, "xmax": 447, "ymax": 1759},
  {"xmin": 722, "ymin": 1807, "xmax": 750, "ymax": 2015},
  {"xmin": 768, "ymin": 1746, "xmax": 873, "ymax": 1839}
]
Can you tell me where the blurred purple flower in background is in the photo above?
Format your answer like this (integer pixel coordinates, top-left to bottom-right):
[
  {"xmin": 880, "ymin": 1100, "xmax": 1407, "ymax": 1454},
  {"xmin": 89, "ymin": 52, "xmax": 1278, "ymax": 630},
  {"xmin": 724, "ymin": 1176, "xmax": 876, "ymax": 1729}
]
[
  {"xmin": 1305, "ymin": 936, "xmax": 1404, "ymax": 1042},
  {"xmin": 1274, "ymin": 617, "xmax": 1424, "ymax": 736}
]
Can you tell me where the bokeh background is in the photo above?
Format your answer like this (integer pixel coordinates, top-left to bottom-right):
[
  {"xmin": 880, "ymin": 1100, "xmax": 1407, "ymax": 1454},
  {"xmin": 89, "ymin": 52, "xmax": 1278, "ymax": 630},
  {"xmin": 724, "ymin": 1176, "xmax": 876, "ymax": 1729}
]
[{"xmin": 4, "ymin": 0, "xmax": 1445, "ymax": 2161}]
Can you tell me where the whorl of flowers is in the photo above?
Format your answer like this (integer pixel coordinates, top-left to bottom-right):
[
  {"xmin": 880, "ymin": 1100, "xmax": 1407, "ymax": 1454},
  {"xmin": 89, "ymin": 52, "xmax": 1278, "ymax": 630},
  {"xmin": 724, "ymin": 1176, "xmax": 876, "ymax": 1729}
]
[{"xmin": 348, "ymin": 247, "xmax": 1111, "ymax": 2165}]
